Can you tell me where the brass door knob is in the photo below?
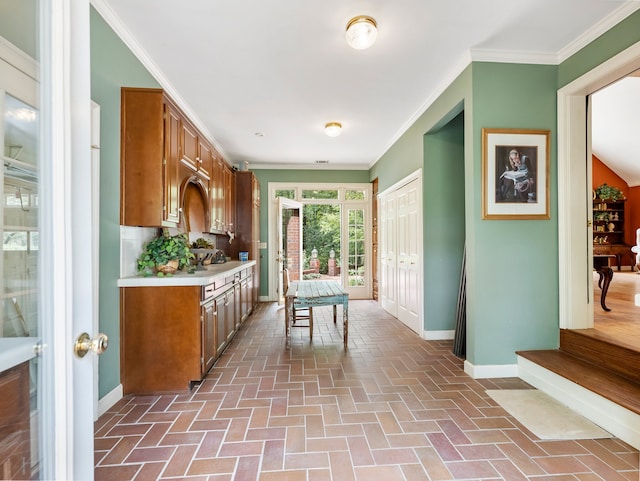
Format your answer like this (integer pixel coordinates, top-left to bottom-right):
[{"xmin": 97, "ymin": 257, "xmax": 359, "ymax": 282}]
[{"xmin": 74, "ymin": 332, "xmax": 109, "ymax": 358}]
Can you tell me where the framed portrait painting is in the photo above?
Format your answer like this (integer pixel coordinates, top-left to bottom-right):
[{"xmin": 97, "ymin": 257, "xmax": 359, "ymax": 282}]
[{"xmin": 482, "ymin": 128, "xmax": 550, "ymax": 220}]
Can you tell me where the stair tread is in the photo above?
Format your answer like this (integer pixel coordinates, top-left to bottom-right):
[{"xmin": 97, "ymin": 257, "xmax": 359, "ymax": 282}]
[
  {"xmin": 518, "ymin": 349, "xmax": 640, "ymax": 415},
  {"xmin": 560, "ymin": 329, "xmax": 640, "ymax": 384}
]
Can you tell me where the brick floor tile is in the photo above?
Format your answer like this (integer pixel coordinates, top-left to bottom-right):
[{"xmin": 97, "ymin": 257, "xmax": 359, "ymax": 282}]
[{"xmin": 95, "ymin": 301, "xmax": 639, "ymax": 480}]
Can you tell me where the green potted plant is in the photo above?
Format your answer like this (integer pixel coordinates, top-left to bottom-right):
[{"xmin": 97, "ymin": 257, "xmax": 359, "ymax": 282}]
[
  {"xmin": 595, "ymin": 183, "xmax": 623, "ymax": 201},
  {"xmin": 137, "ymin": 229, "xmax": 195, "ymax": 277}
]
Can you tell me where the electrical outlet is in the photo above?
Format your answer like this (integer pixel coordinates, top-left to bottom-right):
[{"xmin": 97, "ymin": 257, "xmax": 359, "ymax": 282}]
[{"xmin": 259, "ymin": 242, "xmax": 267, "ymax": 249}]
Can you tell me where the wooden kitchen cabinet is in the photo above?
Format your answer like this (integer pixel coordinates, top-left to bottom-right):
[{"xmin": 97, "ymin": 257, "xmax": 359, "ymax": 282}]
[
  {"xmin": 210, "ymin": 155, "xmax": 224, "ymax": 233},
  {"xmin": 197, "ymin": 139, "xmax": 213, "ymax": 183},
  {"xmin": 181, "ymin": 119, "xmax": 212, "ymax": 186},
  {"xmin": 121, "ymin": 286, "xmax": 202, "ymax": 394},
  {"xmin": 164, "ymin": 100, "xmax": 182, "ymax": 225},
  {"xmin": 180, "ymin": 119, "xmax": 199, "ymax": 172},
  {"xmin": 224, "ymin": 164, "xmax": 235, "ymax": 233},
  {"xmin": 0, "ymin": 361, "xmax": 30, "ymax": 480},
  {"xmin": 201, "ymin": 297, "xmax": 217, "ymax": 376},
  {"xmin": 232, "ymin": 171, "xmax": 261, "ymax": 307},
  {"xmin": 120, "ymin": 265, "xmax": 253, "ymax": 394},
  {"xmin": 121, "ymin": 87, "xmax": 218, "ymax": 229},
  {"xmin": 121, "ymin": 87, "xmax": 180, "ymax": 227}
]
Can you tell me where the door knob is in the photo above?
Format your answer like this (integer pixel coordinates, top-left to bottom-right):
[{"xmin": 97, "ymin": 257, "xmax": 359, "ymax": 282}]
[{"xmin": 74, "ymin": 332, "xmax": 109, "ymax": 358}]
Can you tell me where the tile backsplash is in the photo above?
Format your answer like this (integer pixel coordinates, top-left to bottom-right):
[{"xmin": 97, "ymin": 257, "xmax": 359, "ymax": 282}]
[{"xmin": 120, "ymin": 226, "xmax": 157, "ymax": 277}]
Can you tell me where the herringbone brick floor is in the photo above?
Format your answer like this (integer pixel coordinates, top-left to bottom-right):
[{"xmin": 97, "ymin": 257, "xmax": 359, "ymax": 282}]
[{"xmin": 95, "ymin": 300, "xmax": 639, "ymax": 480}]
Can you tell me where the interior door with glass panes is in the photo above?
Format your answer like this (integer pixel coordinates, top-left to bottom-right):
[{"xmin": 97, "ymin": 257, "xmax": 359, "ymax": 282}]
[
  {"xmin": 277, "ymin": 197, "xmax": 303, "ymax": 303},
  {"xmin": 1, "ymin": 1, "xmax": 99, "ymax": 479}
]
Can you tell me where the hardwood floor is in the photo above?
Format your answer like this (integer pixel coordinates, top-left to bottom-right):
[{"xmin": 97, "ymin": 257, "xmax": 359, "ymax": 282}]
[{"xmin": 593, "ymin": 270, "xmax": 640, "ymax": 351}]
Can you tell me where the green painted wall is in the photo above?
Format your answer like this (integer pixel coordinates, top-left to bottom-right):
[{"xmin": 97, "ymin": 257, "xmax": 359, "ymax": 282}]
[
  {"xmin": 252, "ymin": 169, "xmax": 369, "ymax": 296},
  {"xmin": 370, "ymin": 62, "xmax": 561, "ymax": 366},
  {"xmin": 468, "ymin": 62, "xmax": 559, "ymax": 365},
  {"xmin": 559, "ymin": 9, "xmax": 640, "ymax": 88},
  {"xmin": 423, "ymin": 112, "xmax": 465, "ymax": 332},
  {"xmin": 90, "ymin": 7, "xmax": 160, "ymax": 398}
]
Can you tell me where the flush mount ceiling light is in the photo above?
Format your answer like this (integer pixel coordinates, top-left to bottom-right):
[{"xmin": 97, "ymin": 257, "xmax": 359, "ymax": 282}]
[
  {"xmin": 325, "ymin": 122, "xmax": 342, "ymax": 137},
  {"xmin": 345, "ymin": 15, "xmax": 377, "ymax": 50}
]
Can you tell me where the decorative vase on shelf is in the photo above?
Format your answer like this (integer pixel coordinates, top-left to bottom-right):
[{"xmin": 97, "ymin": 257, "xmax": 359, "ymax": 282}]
[{"xmin": 608, "ymin": 222, "xmax": 615, "ymax": 232}]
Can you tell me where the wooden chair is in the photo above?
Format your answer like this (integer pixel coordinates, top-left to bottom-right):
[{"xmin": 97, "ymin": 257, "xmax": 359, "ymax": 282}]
[{"xmin": 283, "ymin": 268, "xmax": 313, "ymax": 340}]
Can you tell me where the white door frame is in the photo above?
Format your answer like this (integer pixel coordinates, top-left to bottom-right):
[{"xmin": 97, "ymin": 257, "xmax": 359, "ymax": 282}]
[
  {"xmin": 558, "ymin": 40, "xmax": 640, "ymax": 329},
  {"xmin": 39, "ymin": 0, "xmax": 96, "ymax": 478},
  {"xmin": 267, "ymin": 182, "xmax": 372, "ymax": 301},
  {"xmin": 277, "ymin": 196, "xmax": 303, "ymax": 303},
  {"xmin": 377, "ymin": 170, "xmax": 423, "ymax": 334}
]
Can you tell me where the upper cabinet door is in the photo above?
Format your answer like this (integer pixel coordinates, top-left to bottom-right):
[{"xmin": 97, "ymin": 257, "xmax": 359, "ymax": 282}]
[
  {"xmin": 197, "ymin": 139, "xmax": 212, "ymax": 182},
  {"xmin": 181, "ymin": 120, "xmax": 198, "ymax": 171},
  {"xmin": 164, "ymin": 100, "xmax": 181, "ymax": 224}
]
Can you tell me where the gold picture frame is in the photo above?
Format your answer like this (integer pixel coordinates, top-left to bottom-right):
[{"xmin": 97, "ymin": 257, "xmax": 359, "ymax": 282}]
[{"xmin": 482, "ymin": 128, "xmax": 550, "ymax": 220}]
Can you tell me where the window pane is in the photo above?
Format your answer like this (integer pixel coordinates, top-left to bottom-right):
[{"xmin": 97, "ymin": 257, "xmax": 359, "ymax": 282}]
[
  {"xmin": 3, "ymin": 231, "xmax": 28, "ymax": 251},
  {"xmin": 275, "ymin": 189, "xmax": 295, "ymax": 199},
  {"xmin": 302, "ymin": 189, "xmax": 338, "ymax": 200},
  {"xmin": 347, "ymin": 209, "xmax": 365, "ymax": 287},
  {"xmin": 302, "ymin": 204, "xmax": 341, "ymax": 278},
  {"xmin": 345, "ymin": 190, "xmax": 365, "ymax": 201}
]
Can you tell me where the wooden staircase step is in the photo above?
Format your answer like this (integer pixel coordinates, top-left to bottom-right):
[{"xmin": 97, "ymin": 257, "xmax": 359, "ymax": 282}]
[
  {"xmin": 560, "ymin": 329, "xmax": 640, "ymax": 384},
  {"xmin": 517, "ymin": 349, "xmax": 640, "ymax": 415}
]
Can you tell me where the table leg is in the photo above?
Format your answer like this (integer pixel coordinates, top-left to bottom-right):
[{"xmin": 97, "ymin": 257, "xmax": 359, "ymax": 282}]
[
  {"xmin": 343, "ymin": 300, "xmax": 348, "ymax": 348},
  {"xmin": 597, "ymin": 266, "xmax": 613, "ymax": 311},
  {"xmin": 333, "ymin": 305, "xmax": 337, "ymax": 324},
  {"xmin": 285, "ymin": 297, "xmax": 292, "ymax": 341}
]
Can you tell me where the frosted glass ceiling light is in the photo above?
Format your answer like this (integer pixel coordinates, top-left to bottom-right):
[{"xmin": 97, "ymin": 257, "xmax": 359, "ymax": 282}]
[
  {"xmin": 345, "ymin": 15, "xmax": 377, "ymax": 50},
  {"xmin": 325, "ymin": 122, "xmax": 342, "ymax": 137}
]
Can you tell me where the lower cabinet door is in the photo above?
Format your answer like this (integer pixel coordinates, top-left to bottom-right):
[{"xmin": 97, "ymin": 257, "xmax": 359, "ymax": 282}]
[
  {"xmin": 215, "ymin": 294, "xmax": 227, "ymax": 357},
  {"xmin": 201, "ymin": 299, "xmax": 216, "ymax": 376}
]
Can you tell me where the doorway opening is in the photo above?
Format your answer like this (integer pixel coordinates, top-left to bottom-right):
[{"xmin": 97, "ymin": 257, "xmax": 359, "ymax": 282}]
[
  {"xmin": 269, "ymin": 182, "xmax": 372, "ymax": 301},
  {"xmin": 558, "ymin": 40, "xmax": 640, "ymax": 332}
]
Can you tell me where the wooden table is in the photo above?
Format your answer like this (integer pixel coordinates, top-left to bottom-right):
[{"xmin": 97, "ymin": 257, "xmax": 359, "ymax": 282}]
[
  {"xmin": 285, "ymin": 280, "xmax": 349, "ymax": 347},
  {"xmin": 594, "ymin": 254, "xmax": 615, "ymax": 311}
]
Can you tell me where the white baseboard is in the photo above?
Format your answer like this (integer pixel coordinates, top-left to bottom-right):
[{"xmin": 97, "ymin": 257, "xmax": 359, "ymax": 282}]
[
  {"xmin": 423, "ymin": 329, "xmax": 455, "ymax": 340},
  {"xmin": 518, "ymin": 355, "xmax": 640, "ymax": 450},
  {"xmin": 464, "ymin": 360, "xmax": 519, "ymax": 379},
  {"xmin": 98, "ymin": 384, "xmax": 123, "ymax": 419}
]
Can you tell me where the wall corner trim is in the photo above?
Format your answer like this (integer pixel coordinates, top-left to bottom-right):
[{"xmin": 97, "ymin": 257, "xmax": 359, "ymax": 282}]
[
  {"xmin": 423, "ymin": 330, "xmax": 455, "ymax": 341},
  {"xmin": 98, "ymin": 384, "xmax": 123, "ymax": 419},
  {"xmin": 464, "ymin": 360, "xmax": 518, "ymax": 379}
]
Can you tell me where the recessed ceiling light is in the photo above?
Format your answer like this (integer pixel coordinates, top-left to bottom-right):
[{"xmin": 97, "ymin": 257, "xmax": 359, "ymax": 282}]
[
  {"xmin": 345, "ymin": 15, "xmax": 377, "ymax": 50},
  {"xmin": 325, "ymin": 122, "xmax": 342, "ymax": 137}
]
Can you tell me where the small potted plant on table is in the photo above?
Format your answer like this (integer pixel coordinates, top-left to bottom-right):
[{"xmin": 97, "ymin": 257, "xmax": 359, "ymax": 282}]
[{"xmin": 137, "ymin": 229, "xmax": 195, "ymax": 276}]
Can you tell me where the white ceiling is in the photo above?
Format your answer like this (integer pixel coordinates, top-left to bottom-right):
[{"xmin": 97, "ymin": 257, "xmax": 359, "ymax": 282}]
[
  {"xmin": 592, "ymin": 71, "xmax": 640, "ymax": 187},
  {"xmin": 93, "ymin": 0, "xmax": 640, "ymax": 172}
]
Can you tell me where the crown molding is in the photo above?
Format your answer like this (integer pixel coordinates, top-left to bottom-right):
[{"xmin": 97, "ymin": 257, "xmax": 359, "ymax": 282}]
[
  {"xmin": 470, "ymin": 2, "xmax": 640, "ymax": 66},
  {"xmin": 558, "ymin": 2, "xmax": 640, "ymax": 63},
  {"xmin": 249, "ymin": 162, "xmax": 369, "ymax": 171},
  {"xmin": 470, "ymin": 48, "xmax": 557, "ymax": 65}
]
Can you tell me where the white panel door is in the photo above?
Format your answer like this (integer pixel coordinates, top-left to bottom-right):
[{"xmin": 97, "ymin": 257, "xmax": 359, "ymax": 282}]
[
  {"xmin": 396, "ymin": 180, "xmax": 420, "ymax": 334},
  {"xmin": 380, "ymin": 192, "xmax": 397, "ymax": 316}
]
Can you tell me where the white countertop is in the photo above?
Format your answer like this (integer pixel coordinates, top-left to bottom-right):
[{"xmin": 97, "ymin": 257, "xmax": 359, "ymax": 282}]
[
  {"xmin": 117, "ymin": 260, "xmax": 256, "ymax": 287},
  {"xmin": 0, "ymin": 337, "xmax": 38, "ymax": 373}
]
